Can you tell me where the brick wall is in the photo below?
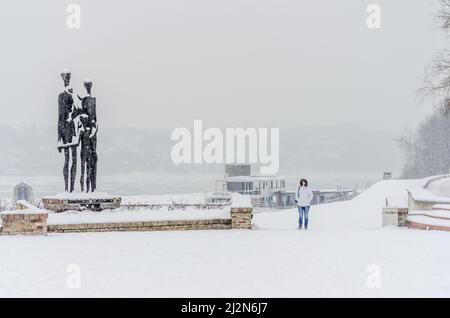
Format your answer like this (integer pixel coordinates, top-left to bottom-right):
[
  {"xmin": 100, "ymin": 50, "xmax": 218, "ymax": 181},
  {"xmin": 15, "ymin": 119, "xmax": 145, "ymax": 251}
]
[
  {"xmin": 47, "ymin": 206, "xmax": 254, "ymax": 233},
  {"xmin": 230, "ymin": 207, "xmax": 253, "ymax": 229},
  {"xmin": 48, "ymin": 218, "xmax": 231, "ymax": 233},
  {"xmin": 1, "ymin": 199, "xmax": 253, "ymax": 235},
  {"xmin": 1, "ymin": 212, "xmax": 48, "ymax": 235}
]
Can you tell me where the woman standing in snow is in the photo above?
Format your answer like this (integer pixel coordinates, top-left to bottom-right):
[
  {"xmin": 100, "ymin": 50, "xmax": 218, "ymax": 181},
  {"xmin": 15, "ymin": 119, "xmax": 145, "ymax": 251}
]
[{"xmin": 295, "ymin": 179, "xmax": 313, "ymax": 230}]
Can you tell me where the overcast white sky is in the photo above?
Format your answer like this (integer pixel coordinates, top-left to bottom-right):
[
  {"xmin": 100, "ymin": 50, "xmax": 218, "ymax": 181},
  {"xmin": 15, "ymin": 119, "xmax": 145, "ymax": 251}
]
[{"xmin": 0, "ymin": 0, "xmax": 446, "ymax": 133}]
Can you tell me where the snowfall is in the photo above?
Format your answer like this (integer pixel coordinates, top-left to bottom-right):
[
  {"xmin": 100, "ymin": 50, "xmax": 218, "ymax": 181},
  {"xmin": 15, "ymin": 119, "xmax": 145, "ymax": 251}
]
[{"xmin": 1, "ymin": 178, "xmax": 450, "ymax": 298}]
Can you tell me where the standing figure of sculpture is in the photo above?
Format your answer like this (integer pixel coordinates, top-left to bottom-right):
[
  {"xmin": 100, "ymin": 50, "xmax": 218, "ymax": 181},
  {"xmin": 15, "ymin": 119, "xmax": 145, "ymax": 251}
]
[
  {"xmin": 79, "ymin": 113, "xmax": 93, "ymax": 192},
  {"xmin": 57, "ymin": 70, "xmax": 82, "ymax": 192},
  {"xmin": 78, "ymin": 79, "xmax": 98, "ymax": 192}
]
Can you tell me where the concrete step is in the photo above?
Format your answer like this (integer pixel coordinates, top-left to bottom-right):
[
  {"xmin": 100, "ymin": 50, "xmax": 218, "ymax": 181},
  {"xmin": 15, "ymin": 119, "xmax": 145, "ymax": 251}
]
[{"xmin": 406, "ymin": 215, "xmax": 450, "ymax": 232}]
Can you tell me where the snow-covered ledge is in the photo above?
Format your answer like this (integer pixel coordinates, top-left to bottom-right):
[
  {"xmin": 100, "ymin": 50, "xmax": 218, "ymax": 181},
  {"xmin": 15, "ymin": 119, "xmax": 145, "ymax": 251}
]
[
  {"xmin": 0, "ymin": 200, "xmax": 48, "ymax": 235},
  {"xmin": 407, "ymin": 174, "xmax": 450, "ymax": 210},
  {"xmin": 230, "ymin": 193, "xmax": 253, "ymax": 229}
]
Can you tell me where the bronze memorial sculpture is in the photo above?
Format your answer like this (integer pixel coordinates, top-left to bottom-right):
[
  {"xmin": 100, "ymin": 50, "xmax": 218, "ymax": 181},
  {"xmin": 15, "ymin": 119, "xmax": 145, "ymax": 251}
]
[
  {"xmin": 57, "ymin": 71, "xmax": 98, "ymax": 193},
  {"xmin": 42, "ymin": 70, "xmax": 120, "ymax": 212}
]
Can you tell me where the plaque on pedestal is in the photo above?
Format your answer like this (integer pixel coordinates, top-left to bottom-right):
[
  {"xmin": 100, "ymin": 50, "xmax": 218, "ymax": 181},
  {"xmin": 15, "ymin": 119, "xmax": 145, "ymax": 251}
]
[{"xmin": 42, "ymin": 192, "xmax": 121, "ymax": 212}]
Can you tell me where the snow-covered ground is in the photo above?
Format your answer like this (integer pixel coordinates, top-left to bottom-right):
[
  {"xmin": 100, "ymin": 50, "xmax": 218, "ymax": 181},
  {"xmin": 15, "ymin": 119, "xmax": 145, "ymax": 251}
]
[
  {"xmin": 1, "ymin": 179, "xmax": 450, "ymax": 297},
  {"xmin": 47, "ymin": 208, "xmax": 229, "ymax": 225}
]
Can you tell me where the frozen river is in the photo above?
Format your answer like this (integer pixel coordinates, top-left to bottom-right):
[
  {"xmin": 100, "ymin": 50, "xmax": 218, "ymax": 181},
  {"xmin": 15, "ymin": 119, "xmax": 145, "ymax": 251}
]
[{"xmin": 0, "ymin": 171, "xmax": 379, "ymax": 199}]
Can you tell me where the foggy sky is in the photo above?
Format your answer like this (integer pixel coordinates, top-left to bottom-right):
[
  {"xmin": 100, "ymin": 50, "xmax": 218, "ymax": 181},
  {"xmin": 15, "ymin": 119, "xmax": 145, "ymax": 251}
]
[{"xmin": 0, "ymin": 0, "xmax": 446, "ymax": 133}]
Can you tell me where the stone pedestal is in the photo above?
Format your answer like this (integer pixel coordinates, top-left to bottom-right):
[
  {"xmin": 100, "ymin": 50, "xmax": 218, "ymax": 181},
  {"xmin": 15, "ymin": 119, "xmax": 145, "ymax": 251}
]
[
  {"xmin": 230, "ymin": 193, "xmax": 253, "ymax": 229},
  {"xmin": 230, "ymin": 207, "xmax": 253, "ymax": 229},
  {"xmin": 382, "ymin": 207, "xmax": 408, "ymax": 227},
  {"xmin": 1, "ymin": 202, "xmax": 48, "ymax": 235},
  {"xmin": 42, "ymin": 193, "xmax": 121, "ymax": 212}
]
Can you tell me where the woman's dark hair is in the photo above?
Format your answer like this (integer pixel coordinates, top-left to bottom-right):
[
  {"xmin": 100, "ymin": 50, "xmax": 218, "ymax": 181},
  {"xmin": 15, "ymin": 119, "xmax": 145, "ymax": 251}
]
[{"xmin": 300, "ymin": 179, "xmax": 308, "ymax": 187}]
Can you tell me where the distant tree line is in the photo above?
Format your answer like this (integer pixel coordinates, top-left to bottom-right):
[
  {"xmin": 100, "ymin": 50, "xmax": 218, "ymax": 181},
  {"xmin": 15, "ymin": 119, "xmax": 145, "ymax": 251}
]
[
  {"xmin": 399, "ymin": 0, "xmax": 450, "ymax": 178},
  {"xmin": 398, "ymin": 106, "xmax": 450, "ymax": 178}
]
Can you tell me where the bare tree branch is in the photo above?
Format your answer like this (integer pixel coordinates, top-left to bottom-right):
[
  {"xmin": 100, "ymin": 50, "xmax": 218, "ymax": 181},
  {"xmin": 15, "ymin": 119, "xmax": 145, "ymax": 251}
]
[
  {"xmin": 419, "ymin": 49, "xmax": 450, "ymax": 99},
  {"xmin": 436, "ymin": 0, "xmax": 450, "ymax": 32},
  {"xmin": 419, "ymin": 1, "xmax": 450, "ymax": 101}
]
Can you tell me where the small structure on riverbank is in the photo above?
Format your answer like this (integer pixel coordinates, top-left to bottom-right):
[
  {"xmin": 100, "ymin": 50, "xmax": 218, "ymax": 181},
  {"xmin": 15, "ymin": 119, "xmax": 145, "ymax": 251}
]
[
  {"xmin": 311, "ymin": 188, "xmax": 357, "ymax": 205},
  {"xmin": 12, "ymin": 182, "xmax": 35, "ymax": 205},
  {"xmin": 207, "ymin": 164, "xmax": 291, "ymax": 208},
  {"xmin": 208, "ymin": 164, "xmax": 357, "ymax": 208}
]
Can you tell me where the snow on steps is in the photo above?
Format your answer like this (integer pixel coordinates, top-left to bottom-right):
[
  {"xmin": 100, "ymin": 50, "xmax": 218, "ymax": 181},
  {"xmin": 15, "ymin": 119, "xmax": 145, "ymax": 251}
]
[
  {"xmin": 433, "ymin": 204, "xmax": 450, "ymax": 211},
  {"xmin": 406, "ymin": 215, "xmax": 450, "ymax": 232},
  {"xmin": 406, "ymin": 204, "xmax": 450, "ymax": 231},
  {"xmin": 422, "ymin": 210, "xmax": 450, "ymax": 220}
]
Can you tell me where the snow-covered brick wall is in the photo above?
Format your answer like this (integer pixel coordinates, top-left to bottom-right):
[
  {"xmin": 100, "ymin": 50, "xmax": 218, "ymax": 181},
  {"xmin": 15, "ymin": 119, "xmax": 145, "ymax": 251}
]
[
  {"xmin": 230, "ymin": 194, "xmax": 253, "ymax": 229},
  {"xmin": 0, "ymin": 200, "xmax": 48, "ymax": 235},
  {"xmin": 0, "ymin": 211, "xmax": 48, "ymax": 235}
]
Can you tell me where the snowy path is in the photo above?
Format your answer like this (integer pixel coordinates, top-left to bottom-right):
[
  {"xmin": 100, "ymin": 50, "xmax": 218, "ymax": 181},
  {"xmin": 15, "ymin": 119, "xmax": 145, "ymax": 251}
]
[
  {"xmin": 1, "ymin": 226, "xmax": 450, "ymax": 297},
  {"xmin": 1, "ymin": 179, "xmax": 449, "ymax": 297}
]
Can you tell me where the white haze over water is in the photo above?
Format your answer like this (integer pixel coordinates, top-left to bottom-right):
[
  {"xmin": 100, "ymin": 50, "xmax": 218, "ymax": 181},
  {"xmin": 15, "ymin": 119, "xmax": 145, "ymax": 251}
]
[
  {"xmin": 0, "ymin": 124, "xmax": 397, "ymax": 198},
  {"xmin": 0, "ymin": 171, "xmax": 379, "ymax": 200}
]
